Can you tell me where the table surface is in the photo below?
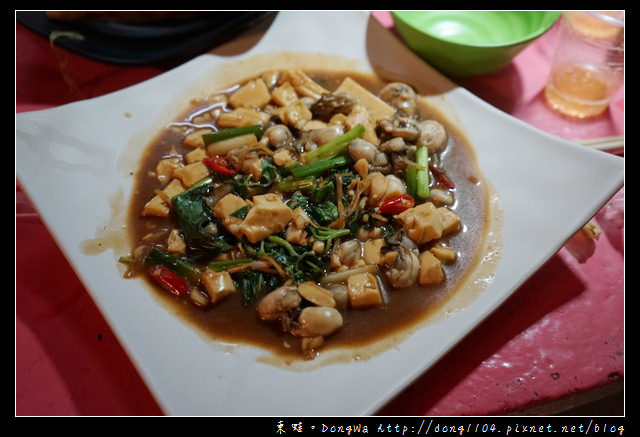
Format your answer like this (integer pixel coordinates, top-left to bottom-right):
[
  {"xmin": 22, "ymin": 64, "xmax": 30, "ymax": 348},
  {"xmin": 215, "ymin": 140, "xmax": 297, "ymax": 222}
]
[{"xmin": 15, "ymin": 11, "xmax": 624, "ymax": 416}]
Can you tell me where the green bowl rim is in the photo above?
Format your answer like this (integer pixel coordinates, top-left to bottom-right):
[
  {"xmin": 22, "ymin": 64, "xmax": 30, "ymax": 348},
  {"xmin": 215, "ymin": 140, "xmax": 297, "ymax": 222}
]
[{"xmin": 390, "ymin": 10, "xmax": 561, "ymax": 49}]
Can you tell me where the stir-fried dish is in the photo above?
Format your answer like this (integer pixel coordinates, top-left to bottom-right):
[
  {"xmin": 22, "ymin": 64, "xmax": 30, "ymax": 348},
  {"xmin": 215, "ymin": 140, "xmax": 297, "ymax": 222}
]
[{"xmin": 123, "ymin": 69, "xmax": 486, "ymax": 360}]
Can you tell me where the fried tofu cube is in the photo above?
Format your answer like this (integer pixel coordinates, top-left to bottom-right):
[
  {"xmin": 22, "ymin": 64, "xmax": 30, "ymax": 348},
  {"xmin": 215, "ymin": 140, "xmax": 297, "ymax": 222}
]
[
  {"xmin": 142, "ymin": 178, "xmax": 185, "ymax": 217},
  {"xmin": 345, "ymin": 104, "xmax": 379, "ymax": 144},
  {"xmin": 244, "ymin": 158, "xmax": 264, "ymax": 181},
  {"xmin": 285, "ymin": 207, "xmax": 312, "ymax": 245},
  {"xmin": 240, "ymin": 193, "xmax": 294, "ymax": 243},
  {"xmin": 155, "ymin": 156, "xmax": 183, "ymax": 185},
  {"xmin": 258, "ymin": 69, "xmax": 279, "ymax": 89},
  {"xmin": 166, "ymin": 229, "xmax": 186, "ymax": 255},
  {"xmin": 279, "ymin": 99, "xmax": 313, "ymax": 130},
  {"xmin": 172, "ymin": 161, "xmax": 210, "ymax": 187},
  {"xmin": 229, "ymin": 78, "xmax": 271, "ymax": 109},
  {"xmin": 429, "ymin": 244, "xmax": 457, "ymax": 263},
  {"xmin": 347, "ymin": 272, "xmax": 383, "ymax": 307},
  {"xmin": 162, "ymin": 178, "xmax": 186, "ymax": 197},
  {"xmin": 335, "ymin": 77, "xmax": 395, "ymax": 123},
  {"xmin": 383, "ymin": 250, "xmax": 398, "ymax": 266},
  {"xmin": 217, "ymin": 108, "xmax": 270, "ymax": 128},
  {"xmin": 363, "ymin": 238, "xmax": 385, "ymax": 265},
  {"xmin": 395, "ymin": 202, "xmax": 443, "ymax": 245},
  {"xmin": 143, "ymin": 198, "xmax": 168, "ymax": 218},
  {"xmin": 280, "ymin": 69, "xmax": 329, "ymax": 100},
  {"xmin": 183, "ymin": 128, "xmax": 212, "ymax": 148},
  {"xmin": 418, "ymin": 250, "xmax": 444, "ymax": 285},
  {"xmin": 273, "ymin": 148, "xmax": 294, "ymax": 166},
  {"xmin": 185, "ymin": 147, "xmax": 207, "ymax": 164},
  {"xmin": 201, "ymin": 270, "xmax": 236, "ymax": 304},
  {"xmin": 436, "ymin": 207, "xmax": 461, "ymax": 235},
  {"xmin": 271, "ymin": 81, "xmax": 298, "ymax": 107},
  {"xmin": 213, "ymin": 193, "xmax": 248, "ymax": 238}
]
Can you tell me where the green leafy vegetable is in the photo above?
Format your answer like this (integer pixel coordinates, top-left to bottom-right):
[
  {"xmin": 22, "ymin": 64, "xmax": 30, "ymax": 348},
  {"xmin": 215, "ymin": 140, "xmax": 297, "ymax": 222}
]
[
  {"xmin": 308, "ymin": 225, "xmax": 350, "ymax": 254},
  {"xmin": 260, "ymin": 160, "xmax": 278, "ymax": 185},
  {"xmin": 171, "ymin": 177, "xmax": 234, "ymax": 255},
  {"xmin": 287, "ymin": 192, "xmax": 311, "ymax": 212},
  {"xmin": 145, "ymin": 248, "xmax": 202, "ymax": 282},
  {"xmin": 234, "ymin": 269, "xmax": 267, "ymax": 305},
  {"xmin": 267, "ymin": 235, "xmax": 297, "ymax": 256},
  {"xmin": 345, "ymin": 204, "xmax": 373, "ymax": 235},
  {"xmin": 309, "ymin": 201, "xmax": 339, "ymax": 226},
  {"xmin": 227, "ymin": 160, "xmax": 280, "ymax": 197},
  {"xmin": 227, "ymin": 174, "xmax": 254, "ymax": 198},
  {"xmin": 260, "ymin": 235, "xmax": 327, "ymax": 284},
  {"xmin": 308, "ymin": 226, "xmax": 351, "ymax": 241},
  {"xmin": 286, "ymin": 192, "xmax": 338, "ymax": 226},
  {"xmin": 382, "ymin": 223, "xmax": 396, "ymax": 239},
  {"xmin": 230, "ymin": 205, "xmax": 249, "ymax": 219},
  {"xmin": 309, "ymin": 179, "xmax": 334, "ymax": 203}
]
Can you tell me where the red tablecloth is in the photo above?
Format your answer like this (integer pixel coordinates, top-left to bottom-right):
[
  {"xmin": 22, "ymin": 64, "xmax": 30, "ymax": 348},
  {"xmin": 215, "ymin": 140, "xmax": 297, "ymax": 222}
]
[{"xmin": 15, "ymin": 12, "xmax": 624, "ymax": 416}]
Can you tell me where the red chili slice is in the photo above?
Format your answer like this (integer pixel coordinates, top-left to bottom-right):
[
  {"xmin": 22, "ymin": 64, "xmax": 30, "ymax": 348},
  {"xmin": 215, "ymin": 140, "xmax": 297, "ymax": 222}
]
[
  {"xmin": 202, "ymin": 156, "xmax": 236, "ymax": 175},
  {"xmin": 428, "ymin": 163, "xmax": 455, "ymax": 189},
  {"xmin": 379, "ymin": 194, "xmax": 415, "ymax": 215},
  {"xmin": 148, "ymin": 264, "xmax": 190, "ymax": 296}
]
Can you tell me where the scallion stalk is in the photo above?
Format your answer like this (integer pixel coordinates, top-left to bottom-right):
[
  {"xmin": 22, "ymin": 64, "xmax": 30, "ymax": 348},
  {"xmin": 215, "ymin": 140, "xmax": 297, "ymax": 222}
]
[
  {"xmin": 275, "ymin": 176, "xmax": 316, "ymax": 192},
  {"xmin": 290, "ymin": 156, "xmax": 349, "ymax": 179},
  {"xmin": 302, "ymin": 124, "xmax": 365, "ymax": 163},
  {"xmin": 415, "ymin": 146, "xmax": 430, "ymax": 199},
  {"xmin": 202, "ymin": 125, "xmax": 264, "ymax": 145},
  {"xmin": 206, "ymin": 258, "xmax": 253, "ymax": 272},
  {"xmin": 405, "ymin": 165, "xmax": 417, "ymax": 199}
]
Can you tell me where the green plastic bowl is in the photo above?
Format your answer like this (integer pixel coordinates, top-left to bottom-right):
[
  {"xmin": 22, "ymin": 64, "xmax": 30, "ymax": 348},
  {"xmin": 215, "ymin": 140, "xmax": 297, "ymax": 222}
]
[{"xmin": 391, "ymin": 11, "xmax": 560, "ymax": 78}]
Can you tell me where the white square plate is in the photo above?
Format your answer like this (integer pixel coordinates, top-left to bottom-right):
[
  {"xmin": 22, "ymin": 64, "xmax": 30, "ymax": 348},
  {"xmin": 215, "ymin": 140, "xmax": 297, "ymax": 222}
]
[{"xmin": 16, "ymin": 12, "xmax": 624, "ymax": 416}]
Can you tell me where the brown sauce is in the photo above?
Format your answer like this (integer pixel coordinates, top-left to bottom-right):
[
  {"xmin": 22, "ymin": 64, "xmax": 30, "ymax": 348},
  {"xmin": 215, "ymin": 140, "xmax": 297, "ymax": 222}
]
[{"xmin": 125, "ymin": 69, "xmax": 493, "ymax": 364}]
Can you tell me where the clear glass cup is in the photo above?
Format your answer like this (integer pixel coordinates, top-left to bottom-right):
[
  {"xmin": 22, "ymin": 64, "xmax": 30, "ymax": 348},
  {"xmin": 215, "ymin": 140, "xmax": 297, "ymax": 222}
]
[{"xmin": 544, "ymin": 11, "xmax": 624, "ymax": 118}]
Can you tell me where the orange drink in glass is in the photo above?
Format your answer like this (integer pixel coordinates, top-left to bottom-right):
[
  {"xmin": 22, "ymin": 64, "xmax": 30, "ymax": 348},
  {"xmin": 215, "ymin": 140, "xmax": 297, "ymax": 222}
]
[{"xmin": 544, "ymin": 11, "xmax": 624, "ymax": 118}]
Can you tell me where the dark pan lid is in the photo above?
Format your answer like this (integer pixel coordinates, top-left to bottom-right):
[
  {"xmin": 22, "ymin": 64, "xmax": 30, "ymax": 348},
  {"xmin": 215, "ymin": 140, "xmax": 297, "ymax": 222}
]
[{"xmin": 17, "ymin": 11, "xmax": 276, "ymax": 67}]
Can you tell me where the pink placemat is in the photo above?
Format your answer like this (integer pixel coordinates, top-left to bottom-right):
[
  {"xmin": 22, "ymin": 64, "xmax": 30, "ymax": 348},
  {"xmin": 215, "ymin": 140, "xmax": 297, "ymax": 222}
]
[{"xmin": 16, "ymin": 12, "xmax": 624, "ymax": 416}]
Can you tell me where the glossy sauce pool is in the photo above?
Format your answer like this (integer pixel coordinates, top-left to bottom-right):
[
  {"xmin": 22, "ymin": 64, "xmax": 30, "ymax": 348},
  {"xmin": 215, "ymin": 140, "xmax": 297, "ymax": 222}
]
[{"xmin": 126, "ymin": 70, "xmax": 498, "ymax": 365}]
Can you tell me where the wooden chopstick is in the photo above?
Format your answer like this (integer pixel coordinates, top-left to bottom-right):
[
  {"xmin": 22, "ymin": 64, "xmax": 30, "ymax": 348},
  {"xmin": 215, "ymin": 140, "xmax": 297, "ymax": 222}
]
[{"xmin": 576, "ymin": 135, "xmax": 624, "ymax": 152}]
